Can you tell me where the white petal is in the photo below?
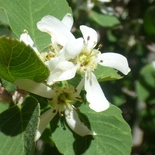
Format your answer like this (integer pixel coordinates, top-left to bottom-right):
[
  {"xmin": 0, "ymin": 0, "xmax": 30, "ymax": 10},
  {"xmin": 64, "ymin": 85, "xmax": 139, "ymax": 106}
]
[
  {"xmin": 35, "ymin": 108, "xmax": 57, "ymax": 141},
  {"xmin": 45, "ymin": 50, "xmax": 66, "ymax": 72},
  {"xmin": 84, "ymin": 72, "xmax": 110, "ymax": 112},
  {"xmin": 46, "ymin": 61, "xmax": 77, "ymax": 85},
  {"xmin": 80, "ymin": 25, "xmax": 98, "ymax": 49},
  {"xmin": 74, "ymin": 77, "xmax": 84, "ymax": 97},
  {"xmin": 37, "ymin": 15, "xmax": 75, "ymax": 46},
  {"xmin": 65, "ymin": 108, "xmax": 96, "ymax": 136},
  {"xmin": 20, "ymin": 32, "xmax": 38, "ymax": 52},
  {"xmin": 61, "ymin": 13, "xmax": 73, "ymax": 30},
  {"xmin": 64, "ymin": 38, "xmax": 84, "ymax": 59},
  {"xmin": 45, "ymin": 57, "xmax": 60, "ymax": 72},
  {"xmin": 20, "ymin": 33, "xmax": 33, "ymax": 46},
  {"xmin": 14, "ymin": 79, "xmax": 55, "ymax": 98},
  {"xmin": 97, "ymin": 53, "xmax": 131, "ymax": 75}
]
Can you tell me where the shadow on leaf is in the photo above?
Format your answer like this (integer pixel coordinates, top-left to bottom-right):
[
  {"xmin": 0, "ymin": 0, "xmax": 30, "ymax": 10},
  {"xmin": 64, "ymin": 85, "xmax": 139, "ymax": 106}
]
[{"xmin": 0, "ymin": 96, "xmax": 39, "ymax": 136}]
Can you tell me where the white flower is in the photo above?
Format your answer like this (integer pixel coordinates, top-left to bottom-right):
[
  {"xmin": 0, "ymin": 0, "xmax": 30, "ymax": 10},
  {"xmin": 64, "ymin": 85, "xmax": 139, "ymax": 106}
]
[
  {"xmin": 20, "ymin": 29, "xmax": 39, "ymax": 54},
  {"xmin": 37, "ymin": 14, "xmax": 131, "ymax": 112},
  {"xmin": 14, "ymin": 79, "xmax": 96, "ymax": 141},
  {"xmin": 37, "ymin": 13, "xmax": 75, "ymax": 46},
  {"xmin": 20, "ymin": 30, "xmax": 61, "ymax": 62}
]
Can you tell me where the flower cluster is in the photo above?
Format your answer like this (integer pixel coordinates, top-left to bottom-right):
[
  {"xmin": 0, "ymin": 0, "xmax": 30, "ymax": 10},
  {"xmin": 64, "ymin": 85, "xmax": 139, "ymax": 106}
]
[{"xmin": 18, "ymin": 13, "xmax": 130, "ymax": 140}]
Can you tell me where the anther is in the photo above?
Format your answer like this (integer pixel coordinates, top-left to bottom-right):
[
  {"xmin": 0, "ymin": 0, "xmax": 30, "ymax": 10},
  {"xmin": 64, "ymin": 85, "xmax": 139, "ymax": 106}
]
[
  {"xmin": 53, "ymin": 109, "xmax": 57, "ymax": 113},
  {"xmin": 59, "ymin": 113, "xmax": 64, "ymax": 117},
  {"xmin": 75, "ymin": 108, "xmax": 80, "ymax": 112},
  {"xmin": 77, "ymin": 95, "xmax": 81, "ymax": 99},
  {"xmin": 98, "ymin": 44, "xmax": 102, "ymax": 49},
  {"xmin": 79, "ymin": 99, "xmax": 83, "ymax": 102},
  {"xmin": 23, "ymin": 29, "xmax": 28, "ymax": 33},
  {"xmin": 100, "ymin": 60, "xmax": 103, "ymax": 63},
  {"xmin": 67, "ymin": 115, "xmax": 71, "ymax": 118}
]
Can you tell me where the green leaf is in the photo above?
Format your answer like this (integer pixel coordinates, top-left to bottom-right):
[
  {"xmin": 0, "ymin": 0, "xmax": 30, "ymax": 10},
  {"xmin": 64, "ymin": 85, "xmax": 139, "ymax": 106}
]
[
  {"xmin": 0, "ymin": 102, "xmax": 10, "ymax": 113},
  {"xmin": 0, "ymin": 8, "xmax": 9, "ymax": 25},
  {"xmin": 95, "ymin": 65, "xmax": 122, "ymax": 82},
  {"xmin": 1, "ymin": 78, "xmax": 16, "ymax": 92},
  {"xmin": 0, "ymin": 36, "xmax": 49, "ymax": 83},
  {"xmin": 51, "ymin": 105, "xmax": 132, "ymax": 155},
  {"xmin": 143, "ymin": 6, "xmax": 155, "ymax": 36},
  {"xmin": 136, "ymin": 62, "xmax": 155, "ymax": 103},
  {"xmin": 91, "ymin": 11, "xmax": 120, "ymax": 27},
  {"xmin": 0, "ymin": 0, "xmax": 72, "ymax": 50},
  {"xmin": 0, "ymin": 96, "xmax": 40, "ymax": 155},
  {"xmin": 68, "ymin": 74, "xmax": 82, "ymax": 87},
  {"xmin": 107, "ymin": 30, "xmax": 117, "ymax": 42}
]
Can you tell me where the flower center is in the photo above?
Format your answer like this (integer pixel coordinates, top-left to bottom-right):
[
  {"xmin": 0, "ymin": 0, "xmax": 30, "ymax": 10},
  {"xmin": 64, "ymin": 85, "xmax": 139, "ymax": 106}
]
[
  {"xmin": 49, "ymin": 85, "xmax": 81, "ymax": 114},
  {"xmin": 57, "ymin": 92, "xmax": 74, "ymax": 106},
  {"xmin": 39, "ymin": 43, "xmax": 62, "ymax": 62},
  {"xmin": 74, "ymin": 45, "xmax": 99, "ymax": 74}
]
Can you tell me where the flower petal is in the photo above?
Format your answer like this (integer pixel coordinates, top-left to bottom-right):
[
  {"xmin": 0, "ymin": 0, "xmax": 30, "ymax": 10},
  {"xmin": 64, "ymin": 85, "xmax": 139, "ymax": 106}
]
[
  {"xmin": 64, "ymin": 38, "xmax": 84, "ymax": 59},
  {"xmin": 46, "ymin": 61, "xmax": 78, "ymax": 85},
  {"xmin": 80, "ymin": 25, "xmax": 98, "ymax": 49},
  {"xmin": 45, "ymin": 57, "xmax": 60, "ymax": 72},
  {"xmin": 35, "ymin": 108, "xmax": 57, "ymax": 141},
  {"xmin": 20, "ymin": 32, "xmax": 38, "ymax": 52},
  {"xmin": 14, "ymin": 79, "xmax": 55, "ymax": 98},
  {"xmin": 61, "ymin": 13, "xmax": 73, "ymax": 30},
  {"xmin": 84, "ymin": 71, "xmax": 110, "ymax": 112},
  {"xmin": 65, "ymin": 108, "xmax": 96, "ymax": 136},
  {"xmin": 74, "ymin": 77, "xmax": 84, "ymax": 97},
  {"xmin": 37, "ymin": 15, "xmax": 75, "ymax": 46},
  {"xmin": 45, "ymin": 48, "xmax": 67, "ymax": 71},
  {"xmin": 97, "ymin": 53, "xmax": 131, "ymax": 75}
]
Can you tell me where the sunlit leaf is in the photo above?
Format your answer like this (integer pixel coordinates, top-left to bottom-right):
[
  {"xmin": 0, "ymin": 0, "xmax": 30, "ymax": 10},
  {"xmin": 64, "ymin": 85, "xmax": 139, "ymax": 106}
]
[
  {"xmin": 0, "ymin": 0, "xmax": 72, "ymax": 51},
  {"xmin": 0, "ymin": 36, "xmax": 49, "ymax": 82},
  {"xmin": 0, "ymin": 8, "xmax": 9, "ymax": 25},
  {"xmin": 0, "ymin": 102, "xmax": 10, "ymax": 113},
  {"xmin": 51, "ymin": 105, "xmax": 132, "ymax": 155},
  {"xmin": 95, "ymin": 65, "xmax": 122, "ymax": 82}
]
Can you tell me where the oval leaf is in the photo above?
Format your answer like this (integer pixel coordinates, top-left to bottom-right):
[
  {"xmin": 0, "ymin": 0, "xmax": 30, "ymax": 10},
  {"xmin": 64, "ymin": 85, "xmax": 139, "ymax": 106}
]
[
  {"xmin": 51, "ymin": 105, "xmax": 132, "ymax": 155},
  {"xmin": 91, "ymin": 11, "xmax": 120, "ymax": 27},
  {"xmin": 0, "ymin": 0, "xmax": 72, "ymax": 50},
  {"xmin": 0, "ymin": 36, "xmax": 49, "ymax": 82},
  {"xmin": 0, "ymin": 96, "xmax": 40, "ymax": 155}
]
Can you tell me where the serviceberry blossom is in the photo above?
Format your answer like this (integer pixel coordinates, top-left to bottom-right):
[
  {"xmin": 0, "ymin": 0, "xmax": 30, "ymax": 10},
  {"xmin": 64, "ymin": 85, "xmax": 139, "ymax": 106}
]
[
  {"xmin": 37, "ymin": 14, "xmax": 131, "ymax": 112},
  {"xmin": 20, "ymin": 30, "xmax": 60, "ymax": 62},
  {"xmin": 20, "ymin": 29, "xmax": 39, "ymax": 54},
  {"xmin": 15, "ymin": 79, "xmax": 96, "ymax": 141}
]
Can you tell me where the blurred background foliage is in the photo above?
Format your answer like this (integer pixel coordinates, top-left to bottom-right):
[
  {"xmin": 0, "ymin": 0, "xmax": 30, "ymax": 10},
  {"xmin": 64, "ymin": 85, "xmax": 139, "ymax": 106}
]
[{"xmin": 1, "ymin": 0, "xmax": 155, "ymax": 154}]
